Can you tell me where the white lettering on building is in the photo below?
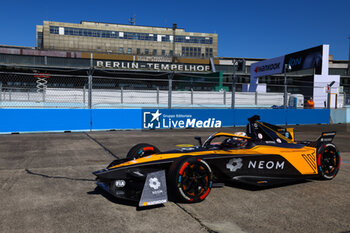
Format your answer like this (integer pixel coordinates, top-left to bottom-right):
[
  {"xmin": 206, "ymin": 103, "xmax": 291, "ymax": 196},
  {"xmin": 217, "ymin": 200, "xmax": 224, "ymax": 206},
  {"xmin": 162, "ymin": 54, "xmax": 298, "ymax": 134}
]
[{"xmin": 96, "ymin": 61, "xmax": 210, "ymax": 72}]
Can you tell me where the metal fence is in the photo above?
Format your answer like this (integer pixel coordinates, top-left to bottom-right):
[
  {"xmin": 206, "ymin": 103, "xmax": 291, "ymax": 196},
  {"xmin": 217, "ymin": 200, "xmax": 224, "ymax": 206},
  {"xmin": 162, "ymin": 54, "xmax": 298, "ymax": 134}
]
[{"xmin": 0, "ymin": 70, "xmax": 345, "ymax": 109}]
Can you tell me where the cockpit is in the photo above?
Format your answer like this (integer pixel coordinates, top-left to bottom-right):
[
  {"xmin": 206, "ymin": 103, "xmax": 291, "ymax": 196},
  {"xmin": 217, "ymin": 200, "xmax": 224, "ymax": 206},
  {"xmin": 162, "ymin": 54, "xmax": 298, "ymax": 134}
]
[{"xmin": 203, "ymin": 132, "xmax": 250, "ymax": 150}]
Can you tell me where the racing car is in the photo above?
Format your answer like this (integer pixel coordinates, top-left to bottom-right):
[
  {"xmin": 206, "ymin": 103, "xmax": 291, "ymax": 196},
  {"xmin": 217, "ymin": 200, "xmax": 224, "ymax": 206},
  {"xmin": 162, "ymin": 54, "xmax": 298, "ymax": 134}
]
[{"xmin": 93, "ymin": 115, "xmax": 340, "ymax": 207}]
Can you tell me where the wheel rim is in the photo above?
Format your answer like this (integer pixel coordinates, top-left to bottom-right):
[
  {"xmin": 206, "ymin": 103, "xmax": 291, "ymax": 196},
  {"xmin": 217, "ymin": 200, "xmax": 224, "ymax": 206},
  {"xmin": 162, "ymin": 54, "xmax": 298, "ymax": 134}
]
[
  {"xmin": 178, "ymin": 160, "xmax": 212, "ymax": 201},
  {"xmin": 320, "ymin": 147, "xmax": 339, "ymax": 176}
]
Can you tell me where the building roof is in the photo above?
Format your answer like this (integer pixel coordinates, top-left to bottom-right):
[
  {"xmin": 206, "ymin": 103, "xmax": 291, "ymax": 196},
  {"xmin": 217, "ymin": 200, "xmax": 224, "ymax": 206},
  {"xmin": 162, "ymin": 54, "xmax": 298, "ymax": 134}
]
[{"xmin": 80, "ymin": 20, "xmax": 185, "ymax": 31}]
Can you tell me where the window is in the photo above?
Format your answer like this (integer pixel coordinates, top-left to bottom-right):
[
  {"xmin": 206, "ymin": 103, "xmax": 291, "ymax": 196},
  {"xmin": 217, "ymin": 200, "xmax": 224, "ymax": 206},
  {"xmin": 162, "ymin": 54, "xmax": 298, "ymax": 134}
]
[
  {"xmin": 73, "ymin": 28, "xmax": 81, "ymax": 36},
  {"xmin": 145, "ymin": 49, "xmax": 149, "ymax": 55},
  {"xmin": 153, "ymin": 49, "xmax": 157, "ymax": 55},
  {"xmin": 119, "ymin": 47, "xmax": 124, "ymax": 53},
  {"xmin": 49, "ymin": 26, "xmax": 59, "ymax": 34},
  {"xmin": 182, "ymin": 47, "xmax": 188, "ymax": 57},
  {"xmin": 127, "ymin": 48, "xmax": 132, "ymax": 54},
  {"xmin": 64, "ymin": 28, "xmax": 72, "ymax": 35},
  {"xmin": 162, "ymin": 50, "xmax": 166, "ymax": 56},
  {"xmin": 137, "ymin": 48, "xmax": 141, "ymax": 55},
  {"xmin": 48, "ymin": 26, "xmax": 213, "ymax": 45},
  {"xmin": 182, "ymin": 47, "xmax": 202, "ymax": 57},
  {"xmin": 37, "ymin": 32, "xmax": 43, "ymax": 49},
  {"xmin": 111, "ymin": 31, "xmax": 117, "ymax": 38},
  {"xmin": 205, "ymin": 48, "xmax": 210, "ymax": 57},
  {"xmin": 162, "ymin": 35, "xmax": 170, "ymax": 42},
  {"xmin": 92, "ymin": 30, "xmax": 100, "ymax": 37}
]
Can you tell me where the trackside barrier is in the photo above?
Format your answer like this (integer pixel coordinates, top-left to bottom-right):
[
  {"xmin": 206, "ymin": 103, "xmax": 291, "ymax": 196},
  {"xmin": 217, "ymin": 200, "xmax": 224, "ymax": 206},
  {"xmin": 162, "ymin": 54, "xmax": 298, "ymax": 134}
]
[
  {"xmin": 0, "ymin": 109, "xmax": 91, "ymax": 133},
  {"xmin": 91, "ymin": 109, "xmax": 142, "ymax": 130},
  {"xmin": 232, "ymin": 109, "xmax": 331, "ymax": 126},
  {"xmin": 142, "ymin": 109, "xmax": 330, "ymax": 129},
  {"xmin": 0, "ymin": 108, "xmax": 331, "ymax": 133},
  {"xmin": 330, "ymin": 107, "xmax": 350, "ymax": 124}
]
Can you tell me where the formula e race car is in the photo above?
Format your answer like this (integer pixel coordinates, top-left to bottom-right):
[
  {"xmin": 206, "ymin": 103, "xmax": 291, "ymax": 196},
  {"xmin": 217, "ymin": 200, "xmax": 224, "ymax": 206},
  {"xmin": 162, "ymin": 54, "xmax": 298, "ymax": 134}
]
[{"xmin": 93, "ymin": 115, "xmax": 340, "ymax": 207}]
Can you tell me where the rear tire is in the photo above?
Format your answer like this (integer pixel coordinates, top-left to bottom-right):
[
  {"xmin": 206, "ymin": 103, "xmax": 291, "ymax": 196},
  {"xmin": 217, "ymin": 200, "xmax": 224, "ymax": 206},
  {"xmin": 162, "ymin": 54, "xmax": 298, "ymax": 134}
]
[
  {"xmin": 126, "ymin": 143, "xmax": 160, "ymax": 159},
  {"xmin": 317, "ymin": 143, "xmax": 340, "ymax": 180},
  {"xmin": 168, "ymin": 157, "xmax": 212, "ymax": 203}
]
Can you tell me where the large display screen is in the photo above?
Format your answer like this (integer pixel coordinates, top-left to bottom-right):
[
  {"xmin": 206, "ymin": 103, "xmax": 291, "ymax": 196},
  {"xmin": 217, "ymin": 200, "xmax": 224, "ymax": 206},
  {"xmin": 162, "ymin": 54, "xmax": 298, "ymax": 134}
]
[{"xmin": 284, "ymin": 45, "xmax": 323, "ymax": 74}]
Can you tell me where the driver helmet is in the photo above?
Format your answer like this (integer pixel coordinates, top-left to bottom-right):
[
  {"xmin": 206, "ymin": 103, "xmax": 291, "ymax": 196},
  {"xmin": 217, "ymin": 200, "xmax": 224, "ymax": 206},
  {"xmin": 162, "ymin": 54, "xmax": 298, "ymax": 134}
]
[{"xmin": 233, "ymin": 132, "xmax": 247, "ymax": 140}]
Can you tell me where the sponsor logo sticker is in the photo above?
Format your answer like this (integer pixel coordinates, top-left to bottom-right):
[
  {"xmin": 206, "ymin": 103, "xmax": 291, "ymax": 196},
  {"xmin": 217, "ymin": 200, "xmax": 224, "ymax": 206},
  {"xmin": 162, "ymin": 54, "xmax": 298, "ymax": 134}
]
[
  {"xmin": 143, "ymin": 110, "xmax": 222, "ymax": 129},
  {"xmin": 149, "ymin": 177, "xmax": 161, "ymax": 190},
  {"xmin": 226, "ymin": 158, "xmax": 243, "ymax": 172},
  {"xmin": 143, "ymin": 110, "xmax": 162, "ymax": 129},
  {"xmin": 248, "ymin": 160, "xmax": 285, "ymax": 170}
]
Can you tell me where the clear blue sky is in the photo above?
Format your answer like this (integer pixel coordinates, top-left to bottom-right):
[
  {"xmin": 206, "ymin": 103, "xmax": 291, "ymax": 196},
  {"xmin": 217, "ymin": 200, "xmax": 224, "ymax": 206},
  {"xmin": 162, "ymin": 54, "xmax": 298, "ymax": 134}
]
[{"xmin": 0, "ymin": 0, "xmax": 349, "ymax": 60}]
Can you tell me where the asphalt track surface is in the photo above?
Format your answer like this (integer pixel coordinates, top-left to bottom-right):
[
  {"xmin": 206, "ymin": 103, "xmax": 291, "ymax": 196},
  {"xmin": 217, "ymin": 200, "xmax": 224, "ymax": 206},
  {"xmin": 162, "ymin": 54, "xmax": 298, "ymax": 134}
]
[{"xmin": 1, "ymin": 124, "xmax": 349, "ymax": 233}]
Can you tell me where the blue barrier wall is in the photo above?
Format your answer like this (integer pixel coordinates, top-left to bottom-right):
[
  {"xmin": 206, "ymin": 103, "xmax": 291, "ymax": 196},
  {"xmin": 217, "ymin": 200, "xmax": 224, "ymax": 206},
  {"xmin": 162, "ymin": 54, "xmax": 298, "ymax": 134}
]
[
  {"xmin": 0, "ymin": 109, "xmax": 91, "ymax": 133},
  {"xmin": 285, "ymin": 109, "xmax": 331, "ymax": 125},
  {"xmin": 0, "ymin": 108, "xmax": 331, "ymax": 133},
  {"xmin": 233, "ymin": 109, "xmax": 287, "ymax": 126},
  {"xmin": 142, "ymin": 109, "xmax": 330, "ymax": 129},
  {"xmin": 91, "ymin": 109, "xmax": 142, "ymax": 130},
  {"xmin": 330, "ymin": 107, "xmax": 350, "ymax": 123}
]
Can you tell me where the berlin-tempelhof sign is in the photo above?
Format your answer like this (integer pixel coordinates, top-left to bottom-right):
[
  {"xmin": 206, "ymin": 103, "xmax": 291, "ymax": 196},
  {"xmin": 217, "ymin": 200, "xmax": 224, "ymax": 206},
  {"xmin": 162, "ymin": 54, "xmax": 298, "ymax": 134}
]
[{"xmin": 96, "ymin": 60, "xmax": 211, "ymax": 72}]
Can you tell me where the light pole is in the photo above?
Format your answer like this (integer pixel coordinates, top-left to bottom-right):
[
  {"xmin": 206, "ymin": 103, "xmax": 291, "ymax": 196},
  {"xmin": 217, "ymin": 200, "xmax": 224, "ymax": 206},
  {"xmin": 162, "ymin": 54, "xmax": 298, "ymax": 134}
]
[
  {"xmin": 88, "ymin": 53, "xmax": 94, "ymax": 109},
  {"xmin": 231, "ymin": 59, "xmax": 245, "ymax": 109},
  {"xmin": 348, "ymin": 36, "xmax": 350, "ymax": 76},
  {"xmin": 172, "ymin": 23, "xmax": 177, "ymax": 63},
  {"xmin": 169, "ymin": 23, "xmax": 177, "ymax": 109},
  {"xmin": 283, "ymin": 64, "xmax": 291, "ymax": 109},
  {"xmin": 168, "ymin": 72, "xmax": 173, "ymax": 109},
  {"xmin": 231, "ymin": 60, "xmax": 237, "ymax": 109},
  {"xmin": 327, "ymin": 81, "xmax": 335, "ymax": 109}
]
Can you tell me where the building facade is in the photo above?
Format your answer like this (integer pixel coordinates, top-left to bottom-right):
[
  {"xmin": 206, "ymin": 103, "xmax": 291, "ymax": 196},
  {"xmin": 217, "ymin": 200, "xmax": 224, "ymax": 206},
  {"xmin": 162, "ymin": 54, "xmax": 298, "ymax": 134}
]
[
  {"xmin": 0, "ymin": 44, "xmax": 348, "ymax": 98},
  {"xmin": 37, "ymin": 21, "xmax": 218, "ymax": 58},
  {"xmin": 0, "ymin": 20, "xmax": 347, "ymax": 105}
]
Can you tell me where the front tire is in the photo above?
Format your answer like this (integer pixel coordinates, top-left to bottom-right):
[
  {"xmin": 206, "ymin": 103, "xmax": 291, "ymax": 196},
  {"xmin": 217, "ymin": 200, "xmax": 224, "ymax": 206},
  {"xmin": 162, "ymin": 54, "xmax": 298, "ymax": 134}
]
[
  {"xmin": 168, "ymin": 157, "xmax": 213, "ymax": 203},
  {"xmin": 126, "ymin": 143, "xmax": 160, "ymax": 159},
  {"xmin": 317, "ymin": 143, "xmax": 340, "ymax": 180}
]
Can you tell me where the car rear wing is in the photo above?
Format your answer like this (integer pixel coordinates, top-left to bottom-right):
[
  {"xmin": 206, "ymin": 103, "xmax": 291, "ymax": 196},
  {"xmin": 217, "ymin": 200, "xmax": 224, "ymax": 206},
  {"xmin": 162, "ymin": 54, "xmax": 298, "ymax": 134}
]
[
  {"xmin": 299, "ymin": 131, "xmax": 336, "ymax": 148},
  {"xmin": 316, "ymin": 131, "xmax": 336, "ymax": 144}
]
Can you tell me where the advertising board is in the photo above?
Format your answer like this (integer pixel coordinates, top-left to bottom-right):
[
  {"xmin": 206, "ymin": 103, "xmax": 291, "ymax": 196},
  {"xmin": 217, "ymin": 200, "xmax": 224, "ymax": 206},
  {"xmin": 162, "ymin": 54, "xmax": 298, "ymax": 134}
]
[
  {"xmin": 284, "ymin": 45, "xmax": 323, "ymax": 74},
  {"xmin": 249, "ymin": 45, "xmax": 325, "ymax": 92},
  {"xmin": 142, "ymin": 109, "xmax": 232, "ymax": 129}
]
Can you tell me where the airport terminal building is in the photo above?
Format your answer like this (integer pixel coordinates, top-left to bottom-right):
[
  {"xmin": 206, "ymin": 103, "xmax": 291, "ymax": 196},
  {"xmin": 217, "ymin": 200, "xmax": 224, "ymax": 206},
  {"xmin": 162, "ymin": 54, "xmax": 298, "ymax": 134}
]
[
  {"xmin": 36, "ymin": 21, "xmax": 217, "ymax": 58},
  {"xmin": 0, "ymin": 20, "xmax": 349, "ymax": 106}
]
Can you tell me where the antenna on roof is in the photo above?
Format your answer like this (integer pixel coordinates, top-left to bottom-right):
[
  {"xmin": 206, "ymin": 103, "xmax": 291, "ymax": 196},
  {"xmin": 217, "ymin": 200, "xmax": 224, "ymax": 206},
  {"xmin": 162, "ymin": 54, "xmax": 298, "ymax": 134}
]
[{"xmin": 129, "ymin": 14, "xmax": 136, "ymax": 25}]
